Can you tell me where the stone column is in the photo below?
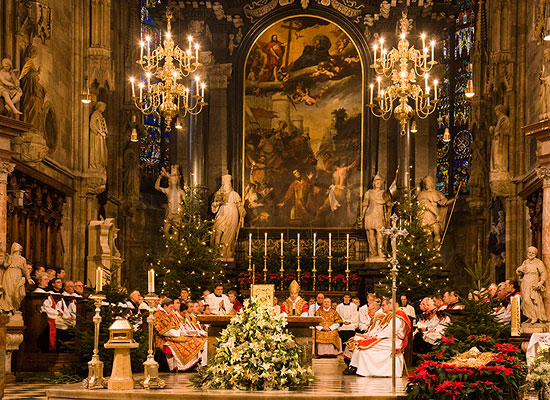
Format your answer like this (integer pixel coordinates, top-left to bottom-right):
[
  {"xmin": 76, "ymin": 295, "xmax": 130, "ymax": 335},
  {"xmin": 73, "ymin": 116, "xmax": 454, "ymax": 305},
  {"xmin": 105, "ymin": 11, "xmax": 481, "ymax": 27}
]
[{"xmin": 0, "ymin": 161, "xmax": 14, "ymax": 251}]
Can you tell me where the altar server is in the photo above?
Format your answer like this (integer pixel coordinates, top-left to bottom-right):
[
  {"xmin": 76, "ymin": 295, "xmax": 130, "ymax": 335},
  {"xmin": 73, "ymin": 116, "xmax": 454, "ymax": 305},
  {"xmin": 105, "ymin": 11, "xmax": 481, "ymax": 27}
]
[
  {"xmin": 205, "ymin": 283, "xmax": 230, "ymax": 315},
  {"xmin": 336, "ymin": 294, "xmax": 358, "ymax": 350}
]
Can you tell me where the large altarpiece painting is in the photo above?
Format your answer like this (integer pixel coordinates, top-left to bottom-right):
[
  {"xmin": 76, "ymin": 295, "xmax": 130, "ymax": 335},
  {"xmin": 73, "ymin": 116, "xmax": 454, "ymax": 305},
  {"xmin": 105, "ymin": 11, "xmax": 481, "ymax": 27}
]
[{"xmin": 242, "ymin": 16, "xmax": 364, "ymax": 229}]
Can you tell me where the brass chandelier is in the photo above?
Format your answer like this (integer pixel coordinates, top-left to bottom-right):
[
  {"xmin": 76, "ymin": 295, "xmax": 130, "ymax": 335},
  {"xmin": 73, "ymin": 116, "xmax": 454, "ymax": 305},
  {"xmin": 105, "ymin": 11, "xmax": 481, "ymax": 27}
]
[
  {"xmin": 129, "ymin": 9, "xmax": 207, "ymax": 131},
  {"xmin": 367, "ymin": 11, "xmax": 438, "ymax": 135}
]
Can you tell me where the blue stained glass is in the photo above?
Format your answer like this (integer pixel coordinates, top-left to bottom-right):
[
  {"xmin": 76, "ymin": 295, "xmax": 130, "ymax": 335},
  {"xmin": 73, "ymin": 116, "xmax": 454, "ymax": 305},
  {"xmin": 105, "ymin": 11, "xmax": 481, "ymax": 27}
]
[{"xmin": 453, "ymin": 159, "xmax": 470, "ymax": 193}]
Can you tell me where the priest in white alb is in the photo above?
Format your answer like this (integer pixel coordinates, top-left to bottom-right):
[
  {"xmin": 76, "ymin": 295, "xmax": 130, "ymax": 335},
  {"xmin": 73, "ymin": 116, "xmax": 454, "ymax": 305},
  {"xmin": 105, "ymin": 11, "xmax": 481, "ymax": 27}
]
[{"xmin": 344, "ymin": 298, "xmax": 411, "ymax": 377}]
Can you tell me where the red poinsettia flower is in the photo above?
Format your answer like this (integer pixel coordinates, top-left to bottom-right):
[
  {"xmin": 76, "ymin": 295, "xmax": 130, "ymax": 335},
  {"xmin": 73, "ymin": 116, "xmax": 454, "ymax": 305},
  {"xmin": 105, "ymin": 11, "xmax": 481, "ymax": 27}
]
[
  {"xmin": 441, "ymin": 336, "xmax": 455, "ymax": 344},
  {"xmin": 495, "ymin": 343, "xmax": 518, "ymax": 353},
  {"xmin": 435, "ymin": 381, "xmax": 466, "ymax": 399}
]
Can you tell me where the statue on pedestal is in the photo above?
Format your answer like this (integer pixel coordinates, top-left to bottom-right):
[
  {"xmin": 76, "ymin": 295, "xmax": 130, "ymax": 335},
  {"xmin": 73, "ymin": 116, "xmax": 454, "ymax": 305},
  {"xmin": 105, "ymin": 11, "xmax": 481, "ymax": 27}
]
[
  {"xmin": 489, "ymin": 105, "xmax": 510, "ymax": 173},
  {"xmin": 154, "ymin": 166, "xmax": 186, "ymax": 234},
  {"xmin": 0, "ymin": 243, "xmax": 34, "ymax": 313},
  {"xmin": 211, "ymin": 174, "xmax": 245, "ymax": 261},
  {"xmin": 0, "ymin": 58, "xmax": 23, "ymax": 116},
  {"xmin": 417, "ymin": 176, "xmax": 455, "ymax": 243},
  {"xmin": 516, "ymin": 246, "xmax": 548, "ymax": 324},
  {"xmin": 362, "ymin": 174, "xmax": 392, "ymax": 258},
  {"xmin": 89, "ymin": 101, "xmax": 108, "ymax": 170},
  {"xmin": 20, "ymin": 44, "xmax": 45, "ymax": 131}
]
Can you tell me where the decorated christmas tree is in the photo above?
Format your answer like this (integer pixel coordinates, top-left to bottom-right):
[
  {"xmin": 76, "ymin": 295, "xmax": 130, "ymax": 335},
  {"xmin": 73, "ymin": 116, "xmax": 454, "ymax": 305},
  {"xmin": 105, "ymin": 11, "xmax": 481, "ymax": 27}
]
[
  {"xmin": 153, "ymin": 187, "xmax": 223, "ymax": 297},
  {"xmin": 192, "ymin": 297, "xmax": 314, "ymax": 390},
  {"xmin": 381, "ymin": 192, "xmax": 448, "ymax": 304}
]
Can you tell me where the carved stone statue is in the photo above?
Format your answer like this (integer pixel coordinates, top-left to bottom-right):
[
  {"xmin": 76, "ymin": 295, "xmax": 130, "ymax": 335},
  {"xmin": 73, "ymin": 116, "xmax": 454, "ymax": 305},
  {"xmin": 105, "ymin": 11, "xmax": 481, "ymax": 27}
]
[
  {"xmin": 469, "ymin": 138, "xmax": 487, "ymax": 198},
  {"xmin": 417, "ymin": 176, "xmax": 455, "ymax": 242},
  {"xmin": 123, "ymin": 144, "xmax": 140, "ymax": 200},
  {"xmin": 380, "ymin": 0, "xmax": 391, "ymax": 19},
  {"xmin": 20, "ymin": 44, "xmax": 45, "ymax": 131},
  {"xmin": 516, "ymin": 246, "xmax": 548, "ymax": 324},
  {"xmin": 211, "ymin": 174, "xmax": 246, "ymax": 261},
  {"xmin": 0, "ymin": 243, "xmax": 34, "ymax": 313},
  {"xmin": 489, "ymin": 105, "xmax": 510, "ymax": 173},
  {"xmin": 363, "ymin": 174, "xmax": 392, "ymax": 258},
  {"xmin": 89, "ymin": 101, "xmax": 108, "ymax": 170},
  {"xmin": 0, "ymin": 58, "xmax": 23, "ymax": 115},
  {"xmin": 540, "ymin": 49, "xmax": 550, "ymax": 116},
  {"xmin": 154, "ymin": 165, "xmax": 186, "ymax": 234}
]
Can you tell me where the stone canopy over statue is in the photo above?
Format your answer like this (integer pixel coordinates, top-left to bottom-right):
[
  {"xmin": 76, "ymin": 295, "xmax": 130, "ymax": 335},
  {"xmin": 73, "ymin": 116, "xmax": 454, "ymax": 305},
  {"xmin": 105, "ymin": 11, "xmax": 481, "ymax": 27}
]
[
  {"xmin": 362, "ymin": 174, "xmax": 392, "ymax": 258},
  {"xmin": 211, "ymin": 174, "xmax": 245, "ymax": 261},
  {"xmin": 155, "ymin": 165, "xmax": 186, "ymax": 234},
  {"xmin": 0, "ymin": 243, "xmax": 34, "ymax": 313},
  {"xmin": 417, "ymin": 176, "xmax": 454, "ymax": 243},
  {"xmin": 516, "ymin": 246, "xmax": 548, "ymax": 324}
]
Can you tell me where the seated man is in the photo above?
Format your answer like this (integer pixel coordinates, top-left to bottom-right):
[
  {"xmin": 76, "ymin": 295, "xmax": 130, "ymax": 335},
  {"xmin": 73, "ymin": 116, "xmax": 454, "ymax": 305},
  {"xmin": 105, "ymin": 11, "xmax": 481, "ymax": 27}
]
[
  {"xmin": 413, "ymin": 297, "xmax": 438, "ymax": 354},
  {"xmin": 154, "ymin": 297, "xmax": 206, "ymax": 372},
  {"xmin": 345, "ymin": 298, "xmax": 411, "ymax": 377},
  {"xmin": 227, "ymin": 290, "xmax": 243, "ymax": 315},
  {"xmin": 184, "ymin": 301, "xmax": 207, "ymax": 337},
  {"xmin": 281, "ymin": 280, "xmax": 308, "ymax": 316},
  {"xmin": 315, "ymin": 297, "xmax": 343, "ymax": 357},
  {"xmin": 308, "ymin": 293, "xmax": 325, "ymax": 316},
  {"xmin": 443, "ymin": 290, "xmax": 465, "ymax": 310}
]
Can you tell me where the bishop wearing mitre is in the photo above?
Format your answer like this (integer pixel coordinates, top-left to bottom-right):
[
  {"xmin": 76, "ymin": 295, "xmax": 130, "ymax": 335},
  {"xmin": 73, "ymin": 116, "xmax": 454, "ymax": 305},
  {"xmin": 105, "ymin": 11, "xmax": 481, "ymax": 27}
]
[
  {"xmin": 280, "ymin": 280, "xmax": 309, "ymax": 316},
  {"xmin": 344, "ymin": 298, "xmax": 411, "ymax": 377},
  {"xmin": 315, "ymin": 297, "xmax": 343, "ymax": 356}
]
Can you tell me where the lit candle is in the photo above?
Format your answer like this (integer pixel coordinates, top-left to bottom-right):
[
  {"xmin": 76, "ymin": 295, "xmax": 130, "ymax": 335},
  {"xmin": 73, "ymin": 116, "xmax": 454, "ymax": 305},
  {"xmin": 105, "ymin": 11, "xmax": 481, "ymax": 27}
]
[
  {"xmin": 373, "ymin": 44, "xmax": 378, "ymax": 63},
  {"xmin": 249, "ymin": 233, "xmax": 252, "ymax": 256},
  {"xmin": 146, "ymin": 72, "xmax": 151, "ymax": 91},
  {"xmin": 148, "ymin": 269, "xmax": 155, "ymax": 293},
  {"xmin": 195, "ymin": 76, "xmax": 200, "ymax": 94},
  {"xmin": 370, "ymin": 83, "xmax": 374, "ymax": 103},
  {"xmin": 130, "ymin": 77, "xmax": 135, "ymax": 98},
  {"xmin": 188, "ymin": 35, "xmax": 193, "ymax": 52},
  {"xmin": 421, "ymin": 33, "xmax": 426, "ymax": 51},
  {"xmin": 96, "ymin": 266, "xmax": 103, "ymax": 292},
  {"xmin": 346, "ymin": 233, "xmax": 349, "ymax": 258},
  {"xmin": 297, "ymin": 233, "xmax": 300, "ymax": 257},
  {"xmin": 140, "ymin": 41, "xmax": 144, "ymax": 61},
  {"xmin": 264, "ymin": 232, "xmax": 268, "ymax": 256},
  {"xmin": 146, "ymin": 35, "xmax": 151, "ymax": 59},
  {"xmin": 434, "ymin": 79, "xmax": 438, "ymax": 100},
  {"xmin": 139, "ymin": 82, "xmax": 144, "ymax": 102},
  {"xmin": 380, "ymin": 38, "xmax": 384, "ymax": 56},
  {"xmin": 328, "ymin": 233, "xmax": 332, "ymax": 257},
  {"xmin": 377, "ymin": 76, "xmax": 381, "ymax": 97},
  {"xmin": 280, "ymin": 233, "xmax": 284, "ymax": 256},
  {"xmin": 201, "ymin": 83, "xmax": 205, "ymax": 99},
  {"xmin": 313, "ymin": 233, "xmax": 316, "ymax": 257},
  {"xmin": 195, "ymin": 43, "xmax": 200, "ymax": 63},
  {"xmin": 431, "ymin": 40, "xmax": 435, "ymax": 63}
]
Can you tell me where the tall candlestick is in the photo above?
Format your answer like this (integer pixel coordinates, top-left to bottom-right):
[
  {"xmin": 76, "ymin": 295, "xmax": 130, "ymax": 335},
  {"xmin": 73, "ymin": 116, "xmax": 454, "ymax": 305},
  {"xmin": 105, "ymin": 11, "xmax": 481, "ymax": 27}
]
[
  {"xmin": 280, "ymin": 233, "xmax": 284, "ymax": 256},
  {"xmin": 96, "ymin": 267, "xmax": 103, "ymax": 292},
  {"xmin": 264, "ymin": 232, "xmax": 268, "ymax": 256},
  {"xmin": 297, "ymin": 233, "xmax": 300, "ymax": 257},
  {"xmin": 313, "ymin": 232, "xmax": 317, "ymax": 256},
  {"xmin": 148, "ymin": 269, "xmax": 155, "ymax": 294},
  {"xmin": 328, "ymin": 233, "xmax": 332, "ymax": 257},
  {"xmin": 248, "ymin": 233, "xmax": 252, "ymax": 256},
  {"xmin": 346, "ymin": 233, "xmax": 350, "ymax": 258}
]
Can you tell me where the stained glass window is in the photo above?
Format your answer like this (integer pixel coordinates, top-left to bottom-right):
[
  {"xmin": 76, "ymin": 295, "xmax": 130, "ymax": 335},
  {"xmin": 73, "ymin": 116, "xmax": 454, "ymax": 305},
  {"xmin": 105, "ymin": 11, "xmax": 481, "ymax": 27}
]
[
  {"xmin": 436, "ymin": 1, "xmax": 476, "ymax": 196},
  {"xmin": 139, "ymin": 0, "xmax": 170, "ymax": 170}
]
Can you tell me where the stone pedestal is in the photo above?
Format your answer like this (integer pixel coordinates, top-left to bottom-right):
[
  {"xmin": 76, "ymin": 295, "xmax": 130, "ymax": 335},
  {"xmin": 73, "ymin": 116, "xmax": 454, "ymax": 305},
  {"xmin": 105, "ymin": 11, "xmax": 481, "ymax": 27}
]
[
  {"xmin": 523, "ymin": 119, "xmax": 550, "ymax": 318},
  {"xmin": 198, "ymin": 315, "xmax": 322, "ymax": 367},
  {"xmin": 5, "ymin": 313, "xmax": 25, "ymax": 384},
  {"xmin": 87, "ymin": 218, "xmax": 123, "ymax": 286},
  {"xmin": 104, "ymin": 344, "xmax": 138, "ymax": 390}
]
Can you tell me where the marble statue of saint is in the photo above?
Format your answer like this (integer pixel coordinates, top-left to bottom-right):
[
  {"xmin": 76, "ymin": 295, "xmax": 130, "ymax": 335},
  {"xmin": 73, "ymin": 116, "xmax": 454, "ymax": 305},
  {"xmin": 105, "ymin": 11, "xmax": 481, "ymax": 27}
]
[
  {"xmin": 490, "ymin": 105, "xmax": 510, "ymax": 173},
  {"xmin": 417, "ymin": 176, "xmax": 455, "ymax": 242},
  {"xmin": 0, "ymin": 58, "xmax": 23, "ymax": 115},
  {"xmin": 0, "ymin": 243, "xmax": 34, "ymax": 313},
  {"xmin": 89, "ymin": 101, "xmax": 108, "ymax": 170},
  {"xmin": 362, "ymin": 174, "xmax": 392, "ymax": 258},
  {"xmin": 154, "ymin": 165, "xmax": 186, "ymax": 234},
  {"xmin": 211, "ymin": 174, "xmax": 246, "ymax": 261},
  {"xmin": 516, "ymin": 246, "xmax": 548, "ymax": 324},
  {"xmin": 19, "ymin": 45, "xmax": 45, "ymax": 131},
  {"xmin": 540, "ymin": 49, "xmax": 550, "ymax": 116}
]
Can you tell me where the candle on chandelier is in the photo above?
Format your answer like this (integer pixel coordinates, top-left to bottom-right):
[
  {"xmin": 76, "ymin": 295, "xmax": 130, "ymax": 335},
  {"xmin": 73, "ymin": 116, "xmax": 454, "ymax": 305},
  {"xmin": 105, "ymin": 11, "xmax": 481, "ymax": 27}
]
[
  {"xmin": 313, "ymin": 232, "xmax": 317, "ymax": 257},
  {"xmin": 379, "ymin": 38, "xmax": 384, "ymax": 55},
  {"xmin": 280, "ymin": 233, "xmax": 284, "ymax": 256},
  {"xmin": 201, "ymin": 83, "xmax": 205, "ymax": 99},
  {"xmin": 195, "ymin": 43, "xmax": 200, "ymax": 63},
  {"xmin": 96, "ymin": 266, "xmax": 103, "ymax": 292},
  {"xmin": 140, "ymin": 41, "xmax": 144, "ymax": 61},
  {"xmin": 328, "ymin": 232, "xmax": 332, "ymax": 257},
  {"xmin": 434, "ymin": 79, "xmax": 438, "ymax": 100},
  {"xmin": 139, "ymin": 83, "xmax": 144, "ymax": 102},
  {"xmin": 377, "ymin": 76, "xmax": 381, "ymax": 97},
  {"xmin": 148, "ymin": 269, "xmax": 155, "ymax": 294},
  {"xmin": 264, "ymin": 232, "xmax": 268, "ymax": 256},
  {"xmin": 370, "ymin": 84, "xmax": 374, "ymax": 103},
  {"xmin": 431, "ymin": 40, "xmax": 435, "ymax": 63},
  {"xmin": 297, "ymin": 233, "xmax": 300, "ymax": 257},
  {"xmin": 249, "ymin": 233, "xmax": 252, "ymax": 257},
  {"xmin": 421, "ymin": 33, "xmax": 426, "ymax": 52},
  {"xmin": 146, "ymin": 72, "xmax": 151, "ymax": 92},
  {"xmin": 373, "ymin": 44, "xmax": 378, "ymax": 63},
  {"xmin": 346, "ymin": 233, "xmax": 349, "ymax": 258},
  {"xmin": 129, "ymin": 77, "xmax": 135, "ymax": 98},
  {"xmin": 195, "ymin": 76, "xmax": 200, "ymax": 95},
  {"xmin": 188, "ymin": 35, "xmax": 193, "ymax": 52},
  {"xmin": 146, "ymin": 35, "xmax": 151, "ymax": 59}
]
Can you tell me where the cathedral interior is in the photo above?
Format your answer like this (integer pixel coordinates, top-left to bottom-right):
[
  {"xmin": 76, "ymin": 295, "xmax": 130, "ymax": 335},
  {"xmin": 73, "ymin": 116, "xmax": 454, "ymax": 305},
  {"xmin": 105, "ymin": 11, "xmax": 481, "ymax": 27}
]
[{"xmin": 0, "ymin": 0, "xmax": 547, "ymax": 303}]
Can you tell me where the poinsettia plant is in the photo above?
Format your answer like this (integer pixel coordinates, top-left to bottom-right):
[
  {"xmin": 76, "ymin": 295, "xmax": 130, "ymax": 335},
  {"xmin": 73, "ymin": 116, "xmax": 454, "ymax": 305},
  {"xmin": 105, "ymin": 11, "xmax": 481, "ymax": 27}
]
[{"xmin": 407, "ymin": 341, "xmax": 527, "ymax": 400}]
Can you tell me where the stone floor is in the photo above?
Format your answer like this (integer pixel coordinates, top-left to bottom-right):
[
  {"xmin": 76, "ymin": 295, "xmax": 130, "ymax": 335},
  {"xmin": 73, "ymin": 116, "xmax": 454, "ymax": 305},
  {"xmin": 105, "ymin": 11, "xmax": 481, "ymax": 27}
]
[{"xmin": 3, "ymin": 358, "xmax": 540, "ymax": 400}]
